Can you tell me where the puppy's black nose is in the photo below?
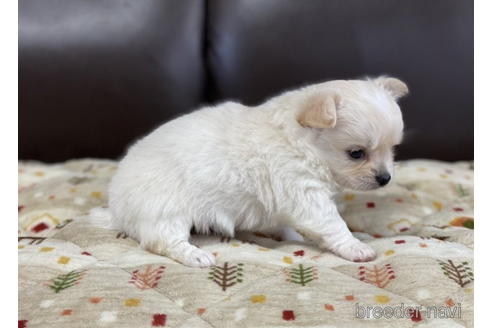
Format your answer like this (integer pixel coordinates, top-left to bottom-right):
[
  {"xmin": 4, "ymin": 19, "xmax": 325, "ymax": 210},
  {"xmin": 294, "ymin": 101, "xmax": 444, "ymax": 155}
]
[{"xmin": 375, "ymin": 173, "xmax": 391, "ymax": 186}]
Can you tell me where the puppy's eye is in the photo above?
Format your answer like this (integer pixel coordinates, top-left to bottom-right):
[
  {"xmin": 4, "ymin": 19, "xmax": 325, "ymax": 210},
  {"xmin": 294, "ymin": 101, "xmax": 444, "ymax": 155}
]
[{"xmin": 348, "ymin": 149, "xmax": 365, "ymax": 160}]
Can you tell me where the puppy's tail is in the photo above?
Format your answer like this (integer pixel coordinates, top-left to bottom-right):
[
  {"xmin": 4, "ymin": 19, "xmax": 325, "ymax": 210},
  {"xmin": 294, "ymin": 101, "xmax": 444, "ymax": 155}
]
[{"xmin": 86, "ymin": 206, "xmax": 114, "ymax": 229}]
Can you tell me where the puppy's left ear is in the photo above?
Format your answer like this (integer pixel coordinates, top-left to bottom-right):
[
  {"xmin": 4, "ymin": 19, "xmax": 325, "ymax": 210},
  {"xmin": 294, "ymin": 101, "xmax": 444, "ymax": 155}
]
[
  {"xmin": 374, "ymin": 76, "xmax": 409, "ymax": 100},
  {"xmin": 297, "ymin": 92, "xmax": 341, "ymax": 128}
]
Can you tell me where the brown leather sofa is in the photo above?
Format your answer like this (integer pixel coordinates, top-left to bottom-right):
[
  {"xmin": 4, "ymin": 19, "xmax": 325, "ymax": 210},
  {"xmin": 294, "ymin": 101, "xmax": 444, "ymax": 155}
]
[{"xmin": 19, "ymin": 0, "xmax": 473, "ymax": 162}]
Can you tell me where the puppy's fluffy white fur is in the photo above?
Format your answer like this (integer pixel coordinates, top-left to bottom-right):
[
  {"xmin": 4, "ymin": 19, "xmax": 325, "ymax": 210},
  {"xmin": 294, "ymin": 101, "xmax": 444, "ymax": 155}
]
[{"xmin": 99, "ymin": 77, "xmax": 407, "ymax": 267}]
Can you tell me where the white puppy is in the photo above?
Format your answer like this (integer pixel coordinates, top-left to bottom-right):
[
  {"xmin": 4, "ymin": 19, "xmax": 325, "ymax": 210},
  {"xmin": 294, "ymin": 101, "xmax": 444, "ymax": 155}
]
[{"xmin": 104, "ymin": 77, "xmax": 407, "ymax": 267}]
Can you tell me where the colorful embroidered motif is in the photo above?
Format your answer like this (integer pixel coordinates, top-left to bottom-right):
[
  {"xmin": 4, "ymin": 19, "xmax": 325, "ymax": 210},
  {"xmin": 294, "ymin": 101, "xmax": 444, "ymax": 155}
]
[
  {"xmin": 208, "ymin": 262, "xmax": 244, "ymax": 291},
  {"xmin": 438, "ymin": 260, "xmax": 474, "ymax": 287},
  {"xmin": 358, "ymin": 263, "xmax": 395, "ymax": 288},
  {"xmin": 129, "ymin": 265, "xmax": 166, "ymax": 290},
  {"xmin": 48, "ymin": 270, "xmax": 86, "ymax": 293},
  {"xmin": 283, "ymin": 264, "xmax": 318, "ymax": 286}
]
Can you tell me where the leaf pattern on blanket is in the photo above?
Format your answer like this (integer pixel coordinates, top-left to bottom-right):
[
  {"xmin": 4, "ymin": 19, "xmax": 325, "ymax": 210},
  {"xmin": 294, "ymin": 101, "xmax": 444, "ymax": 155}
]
[
  {"xmin": 438, "ymin": 259, "xmax": 474, "ymax": 287},
  {"xmin": 48, "ymin": 270, "xmax": 86, "ymax": 293},
  {"xmin": 208, "ymin": 262, "xmax": 244, "ymax": 291},
  {"xmin": 129, "ymin": 265, "xmax": 166, "ymax": 290},
  {"xmin": 283, "ymin": 264, "xmax": 318, "ymax": 286},
  {"xmin": 358, "ymin": 263, "xmax": 396, "ymax": 288}
]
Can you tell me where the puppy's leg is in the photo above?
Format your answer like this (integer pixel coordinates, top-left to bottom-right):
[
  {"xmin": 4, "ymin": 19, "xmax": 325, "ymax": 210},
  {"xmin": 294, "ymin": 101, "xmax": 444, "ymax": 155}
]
[
  {"xmin": 142, "ymin": 217, "xmax": 216, "ymax": 268},
  {"xmin": 288, "ymin": 190, "xmax": 376, "ymax": 262},
  {"xmin": 279, "ymin": 226, "xmax": 305, "ymax": 242}
]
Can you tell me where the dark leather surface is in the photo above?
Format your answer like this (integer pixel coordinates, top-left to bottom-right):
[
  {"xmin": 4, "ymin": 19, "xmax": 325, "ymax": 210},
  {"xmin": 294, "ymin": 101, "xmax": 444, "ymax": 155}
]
[
  {"xmin": 19, "ymin": 0, "xmax": 206, "ymax": 162},
  {"xmin": 19, "ymin": 0, "xmax": 473, "ymax": 162},
  {"xmin": 207, "ymin": 0, "xmax": 473, "ymax": 161}
]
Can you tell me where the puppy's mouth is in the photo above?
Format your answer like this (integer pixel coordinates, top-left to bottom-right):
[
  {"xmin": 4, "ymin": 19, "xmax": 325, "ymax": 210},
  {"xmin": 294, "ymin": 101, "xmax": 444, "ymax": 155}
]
[
  {"xmin": 353, "ymin": 181, "xmax": 381, "ymax": 191},
  {"xmin": 333, "ymin": 173, "xmax": 381, "ymax": 191}
]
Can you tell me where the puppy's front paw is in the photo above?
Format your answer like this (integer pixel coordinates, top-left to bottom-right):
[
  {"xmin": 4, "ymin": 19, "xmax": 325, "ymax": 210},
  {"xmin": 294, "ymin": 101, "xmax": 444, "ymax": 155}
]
[{"xmin": 336, "ymin": 241, "xmax": 376, "ymax": 262}]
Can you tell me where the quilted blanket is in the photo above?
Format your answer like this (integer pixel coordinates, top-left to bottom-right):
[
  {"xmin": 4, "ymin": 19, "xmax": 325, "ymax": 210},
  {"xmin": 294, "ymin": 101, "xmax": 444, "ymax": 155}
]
[{"xmin": 18, "ymin": 159, "xmax": 474, "ymax": 328}]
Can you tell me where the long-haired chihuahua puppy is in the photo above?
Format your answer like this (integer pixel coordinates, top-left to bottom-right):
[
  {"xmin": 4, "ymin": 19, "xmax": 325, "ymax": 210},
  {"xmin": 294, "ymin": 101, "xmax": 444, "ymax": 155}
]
[{"xmin": 96, "ymin": 77, "xmax": 407, "ymax": 267}]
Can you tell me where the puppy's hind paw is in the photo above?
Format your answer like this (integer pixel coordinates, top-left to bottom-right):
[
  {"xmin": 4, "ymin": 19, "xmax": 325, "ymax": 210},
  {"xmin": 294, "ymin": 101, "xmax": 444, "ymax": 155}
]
[
  {"xmin": 151, "ymin": 239, "xmax": 217, "ymax": 268},
  {"xmin": 181, "ymin": 248, "xmax": 216, "ymax": 268},
  {"xmin": 337, "ymin": 241, "xmax": 376, "ymax": 262}
]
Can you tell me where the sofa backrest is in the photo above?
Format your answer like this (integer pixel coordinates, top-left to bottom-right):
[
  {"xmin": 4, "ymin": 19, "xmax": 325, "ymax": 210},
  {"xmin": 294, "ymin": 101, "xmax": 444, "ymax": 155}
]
[{"xmin": 19, "ymin": 0, "xmax": 473, "ymax": 162}]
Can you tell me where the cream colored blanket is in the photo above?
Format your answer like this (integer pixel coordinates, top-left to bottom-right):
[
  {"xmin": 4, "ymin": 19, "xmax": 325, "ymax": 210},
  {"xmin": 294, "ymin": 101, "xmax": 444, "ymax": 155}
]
[{"xmin": 18, "ymin": 159, "xmax": 473, "ymax": 327}]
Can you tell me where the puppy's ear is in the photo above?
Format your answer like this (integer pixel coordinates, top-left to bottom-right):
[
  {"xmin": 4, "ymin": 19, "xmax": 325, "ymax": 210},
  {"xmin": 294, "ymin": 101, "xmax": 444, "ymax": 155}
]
[
  {"xmin": 374, "ymin": 76, "xmax": 409, "ymax": 100},
  {"xmin": 297, "ymin": 92, "xmax": 341, "ymax": 128}
]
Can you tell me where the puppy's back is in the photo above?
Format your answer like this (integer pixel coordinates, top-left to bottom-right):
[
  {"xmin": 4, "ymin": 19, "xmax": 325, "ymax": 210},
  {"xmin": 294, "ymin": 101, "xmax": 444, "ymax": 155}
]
[{"xmin": 108, "ymin": 102, "xmax": 255, "ymax": 232}]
